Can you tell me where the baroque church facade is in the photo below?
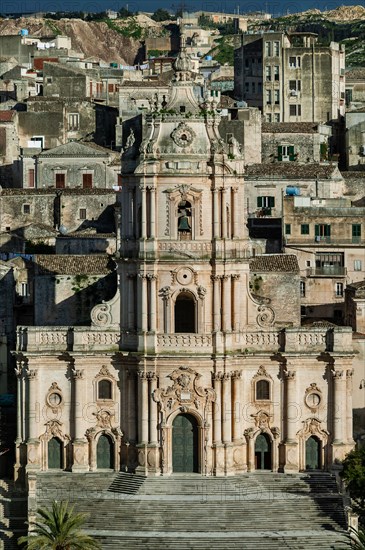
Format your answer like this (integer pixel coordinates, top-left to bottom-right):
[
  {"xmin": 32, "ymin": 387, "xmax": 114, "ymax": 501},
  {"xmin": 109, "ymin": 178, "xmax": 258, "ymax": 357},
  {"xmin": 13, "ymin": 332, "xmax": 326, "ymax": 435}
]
[{"xmin": 14, "ymin": 43, "xmax": 355, "ymax": 480}]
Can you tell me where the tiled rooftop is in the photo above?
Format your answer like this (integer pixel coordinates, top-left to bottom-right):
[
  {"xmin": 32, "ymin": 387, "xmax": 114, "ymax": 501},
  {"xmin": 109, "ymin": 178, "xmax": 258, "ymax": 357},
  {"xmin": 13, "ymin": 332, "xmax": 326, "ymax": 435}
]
[
  {"xmin": 245, "ymin": 163, "xmax": 339, "ymax": 178},
  {"xmin": 249, "ymin": 254, "xmax": 299, "ymax": 273},
  {"xmin": 35, "ymin": 254, "xmax": 116, "ymax": 275},
  {"xmin": 262, "ymin": 122, "xmax": 318, "ymax": 134}
]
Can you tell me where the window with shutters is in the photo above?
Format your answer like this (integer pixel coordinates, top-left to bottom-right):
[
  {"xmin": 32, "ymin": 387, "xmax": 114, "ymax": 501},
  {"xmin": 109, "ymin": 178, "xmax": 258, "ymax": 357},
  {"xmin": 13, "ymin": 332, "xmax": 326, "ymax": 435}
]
[
  {"xmin": 274, "ymin": 65, "xmax": 279, "ymax": 81},
  {"xmin": 79, "ymin": 208, "xmax": 87, "ymax": 220},
  {"xmin": 278, "ymin": 145, "xmax": 295, "ymax": 161},
  {"xmin": 28, "ymin": 169, "xmax": 35, "ymax": 188},
  {"xmin": 68, "ymin": 113, "xmax": 79, "ymax": 131},
  {"xmin": 82, "ymin": 173, "xmax": 93, "ymax": 189},
  {"xmin": 352, "ymin": 224, "xmax": 361, "ymax": 243},
  {"xmin": 265, "ymin": 42, "xmax": 272, "ymax": 57},
  {"xmin": 256, "ymin": 379, "xmax": 270, "ymax": 400},
  {"xmin": 285, "ymin": 224, "xmax": 291, "ymax": 235},
  {"xmin": 274, "ymin": 89, "xmax": 280, "ymax": 104},
  {"xmin": 301, "ymin": 224, "xmax": 309, "ymax": 235},
  {"xmin": 55, "ymin": 173, "xmax": 65, "ymax": 188},
  {"xmin": 257, "ymin": 196, "xmax": 275, "ymax": 208},
  {"xmin": 300, "ymin": 281, "xmax": 306, "ymax": 297},
  {"xmin": 335, "ymin": 282, "xmax": 343, "ymax": 297},
  {"xmin": 273, "ymin": 41, "xmax": 280, "ymax": 56},
  {"xmin": 265, "ymin": 65, "xmax": 271, "ymax": 81},
  {"xmin": 315, "ymin": 224, "xmax": 331, "ymax": 242}
]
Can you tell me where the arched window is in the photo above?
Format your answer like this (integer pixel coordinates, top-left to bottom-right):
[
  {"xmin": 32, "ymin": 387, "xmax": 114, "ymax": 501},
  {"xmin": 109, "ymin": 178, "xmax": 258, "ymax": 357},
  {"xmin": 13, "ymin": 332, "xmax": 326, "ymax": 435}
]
[
  {"xmin": 175, "ymin": 292, "xmax": 196, "ymax": 333},
  {"xmin": 256, "ymin": 379, "xmax": 270, "ymax": 400},
  {"xmin": 98, "ymin": 379, "xmax": 112, "ymax": 400},
  {"xmin": 177, "ymin": 200, "xmax": 192, "ymax": 241}
]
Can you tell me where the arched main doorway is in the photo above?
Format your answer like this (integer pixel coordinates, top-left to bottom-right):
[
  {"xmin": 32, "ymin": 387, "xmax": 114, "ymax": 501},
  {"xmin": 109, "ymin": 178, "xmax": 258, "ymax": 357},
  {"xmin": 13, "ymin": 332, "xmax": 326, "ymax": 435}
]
[
  {"xmin": 96, "ymin": 434, "xmax": 114, "ymax": 469},
  {"xmin": 172, "ymin": 414, "xmax": 199, "ymax": 473},
  {"xmin": 48, "ymin": 437, "xmax": 63, "ymax": 469},
  {"xmin": 255, "ymin": 433, "xmax": 272, "ymax": 470},
  {"xmin": 174, "ymin": 292, "xmax": 196, "ymax": 333},
  {"xmin": 305, "ymin": 436, "xmax": 321, "ymax": 470}
]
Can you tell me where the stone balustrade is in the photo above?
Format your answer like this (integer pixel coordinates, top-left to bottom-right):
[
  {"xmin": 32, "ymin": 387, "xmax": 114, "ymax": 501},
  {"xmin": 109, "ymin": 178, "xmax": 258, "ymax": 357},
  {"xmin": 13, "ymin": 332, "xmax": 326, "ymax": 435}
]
[{"xmin": 16, "ymin": 326, "xmax": 353, "ymax": 354}]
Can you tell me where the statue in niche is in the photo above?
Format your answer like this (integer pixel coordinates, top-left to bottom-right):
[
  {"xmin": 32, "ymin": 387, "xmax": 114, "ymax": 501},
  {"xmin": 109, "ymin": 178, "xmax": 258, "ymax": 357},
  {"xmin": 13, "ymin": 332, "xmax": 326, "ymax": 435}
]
[{"xmin": 177, "ymin": 200, "xmax": 192, "ymax": 241}]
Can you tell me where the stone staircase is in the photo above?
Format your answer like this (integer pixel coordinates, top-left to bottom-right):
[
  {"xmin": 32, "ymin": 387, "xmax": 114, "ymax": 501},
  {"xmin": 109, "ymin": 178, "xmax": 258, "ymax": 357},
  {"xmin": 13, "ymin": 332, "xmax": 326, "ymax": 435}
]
[
  {"xmin": 34, "ymin": 471, "xmax": 350, "ymax": 549},
  {"xmin": 0, "ymin": 480, "xmax": 27, "ymax": 550}
]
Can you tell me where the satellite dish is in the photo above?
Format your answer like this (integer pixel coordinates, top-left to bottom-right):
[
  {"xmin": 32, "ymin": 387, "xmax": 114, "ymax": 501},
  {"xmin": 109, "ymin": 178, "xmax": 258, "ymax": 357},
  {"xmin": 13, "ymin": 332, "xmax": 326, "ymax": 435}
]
[{"xmin": 59, "ymin": 225, "xmax": 68, "ymax": 235}]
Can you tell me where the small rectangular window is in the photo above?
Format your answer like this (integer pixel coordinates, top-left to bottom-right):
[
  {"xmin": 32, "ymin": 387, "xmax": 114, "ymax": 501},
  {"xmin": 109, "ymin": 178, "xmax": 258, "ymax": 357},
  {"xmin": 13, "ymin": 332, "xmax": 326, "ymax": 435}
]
[
  {"xmin": 82, "ymin": 173, "xmax": 93, "ymax": 189},
  {"xmin": 55, "ymin": 173, "xmax": 65, "ymax": 189},
  {"xmin": 306, "ymin": 260, "xmax": 311, "ymax": 267},
  {"xmin": 28, "ymin": 169, "xmax": 35, "ymax": 188},
  {"xmin": 79, "ymin": 208, "xmax": 87, "ymax": 220},
  {"xmin": 301, "ymin": 224, "xmax": 309, "ymax": 235},
  {"xmin": 354, "ymin": 260, "xmax": 362, "ymax": 271},
  {"xmin": 68, "ymin": 113, "xmax": 79, "ymax": 131},
  {"xmin": 274, "ymin": 113, "xmax": 280, "ymax": 122},
  {"xmin": 23, "ymin": 204, "xmax": 30, "ymax": 214},
  {"xmin": 265, "ymin": 41, "xmax": 272, "ymax": 57},
  {"xmin": 20, "ymin": 282, "xmax": 28, "ymax": 297},
  {"xmin": 274, "ymin": 65, "xmax": 279, "ymax": 80},
  {"xmin": 266, "ymin": 90, "xmax": 272, "ymax": 104},
  {"xmin": 285, "ymin": 224, "xmax": 291, "ymax": 235},
  {"xmin": 300, "ymin": 281, "xmax": 305, "ymax": 297},
  {"xmin": 274, "ymin": 89, "xmax": 280, "ymax": 104},
  {"xmin": 265, "ymin": 66, "xmax": 271, "ymax": 81},
  {"xmin": 352, "ymin": 224, "xmax": 361, "ymax": 242},
  {"xmin": 274, "ymin": 41, "xmax": 280, "ymax": 56},
  {"xmin": 266, "ymin": 113, "xmax": 272, "ymax": 122},
  {"xmin": 336, "ymin": 282, "xmax": 343, "ymax": 297}
]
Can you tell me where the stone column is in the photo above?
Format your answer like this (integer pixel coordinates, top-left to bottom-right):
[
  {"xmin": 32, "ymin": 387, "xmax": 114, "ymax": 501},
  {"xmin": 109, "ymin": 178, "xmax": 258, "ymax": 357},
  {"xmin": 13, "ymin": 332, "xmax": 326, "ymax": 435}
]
[
  {"xmin": 72, "ymin": 368, "xmax": 88, "ymax": 471},
  {"xmin": 15, "ymin": 362, "xmax": 23, "ymax": 443},
  {"xmin": 222, "ymin": 374, "xmax": 232, "ymax": 444},
  {"xmin": 232, "ymin": 371, "xmax": 242, "ymax": 442},
  {"xmin": 332, "ymin": 369, "xmax": 346, "ymax": 444},
  {"xmin": 140, "ymin": 184, "xmax": 147, "ymax": 239},
  {"xmin": 212, "ymin": 373, "xmax": 222, "ymax": 444},
  {"xmin": 138, "ymin": 372, "xmax": 149, "ymax": 444},
  {"xmin": 127, "ymin": 274, "xmax": 135, "ymax": 330},
  {"xmin": 285, "ymin": 370, "xmax": 297, "ymax": 442},
  {"xmin": 127, "ymin": 371, "xmax": 136, "ymax": 443},
  {"xmin": 148, "ymin": 185, "xmax": 156, "ymax": 238},
  {"xmin": 138, "ymin": 275, "xmax": 148, "ymax": 332},
  {"xmin": 147, "ymin": 275, "xmax": 157, "ymax": 333},
  {"xmin": 72, "ymin": 369, "xmax": 85, "ymax": 440},
  {"xmin": 232, "ymin": 187, "xmax": 239, "ymax": 238},
  {"xmin": 231, "ymin": 275, "xmax": 240, "ymax": 331},
  {"xmin": 221, "ymin": 188, "xmax": 227, "ymax": 238},
  {"xmin": 26, "ymin": 369, "xmax": 38, "ymax": 441},
  {"xmin": 161, "ymin": 286, "xmax": 171, "ymax": 333},
  {"xmin": 346, "ymin": 369, "xmax": 354, "ymax": 444},
  {"xmin": 128, "ymin": 187, "xmax": 134, "ymax": 237},
  {"xmin": 148, "ymin": 373, "xmax": 158, "ymax": 444},
  {"xmin": 213, "ymin": 189, "xmax": 220, "ymax": 238},
  {"xmin": 222, "ymin": 275, "xmax": 231, "ymax": 332},
  {"xmin": 211, "ymin": 275, "xmax": 221, "ymax": 332}
]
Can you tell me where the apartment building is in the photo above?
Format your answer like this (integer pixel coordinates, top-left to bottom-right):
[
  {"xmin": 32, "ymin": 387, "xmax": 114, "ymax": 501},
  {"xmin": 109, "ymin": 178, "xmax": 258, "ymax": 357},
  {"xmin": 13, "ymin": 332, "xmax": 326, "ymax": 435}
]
[{"xmin": 234, "ymin": 32, "xmax": 345, "ymax": 123}]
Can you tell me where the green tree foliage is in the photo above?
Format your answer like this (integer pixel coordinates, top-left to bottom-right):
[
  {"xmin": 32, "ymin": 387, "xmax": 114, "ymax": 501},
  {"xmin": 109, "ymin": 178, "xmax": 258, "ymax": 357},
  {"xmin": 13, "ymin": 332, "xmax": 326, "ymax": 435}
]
[
  {"xmin": 341, "ymin": 447, "xmax": 365, "ymax": 508},
  {"xmin": 18, "ymin": 500, "xmax": 101, "ymax": 550},
  {"xmin": 118, "ymin": 7, "xmax": 133, "ymax": 18},
  {"xmin": 151, "ymin": 9, "xmax": 172, "ymax": 22}
]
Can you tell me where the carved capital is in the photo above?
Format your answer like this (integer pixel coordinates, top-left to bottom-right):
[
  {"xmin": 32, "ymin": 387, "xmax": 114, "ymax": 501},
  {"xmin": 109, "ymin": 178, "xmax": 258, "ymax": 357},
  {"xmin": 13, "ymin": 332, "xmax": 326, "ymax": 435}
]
[
  {"xmin": 332, "ymin": 369, "xmax": 344, "ymax": 380},
  {"xmin": 284, "ymin": 370, "xmax": 296, "ymax": 380},
  {"xmin": 26, "ymin": 369, "xmax": 37, "ymax": 380},
  {"xmin": 72, "ymin": 369, "xmax": 84, "ymax": 380},
  {"xmin": 146, "ymin": 274, "xmax": 157, "ymax": 281},
  {"xmin": 231, "ymin": 274, "xmax": 240, "ymax": 281}
]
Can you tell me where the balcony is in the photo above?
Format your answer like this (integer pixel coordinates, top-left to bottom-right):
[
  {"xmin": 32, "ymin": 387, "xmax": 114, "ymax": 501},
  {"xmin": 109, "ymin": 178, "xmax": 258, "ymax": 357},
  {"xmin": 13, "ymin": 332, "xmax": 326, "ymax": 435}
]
[{"xmin": 307, "ymin": 266, "xmax": 347, "ymax": 277}]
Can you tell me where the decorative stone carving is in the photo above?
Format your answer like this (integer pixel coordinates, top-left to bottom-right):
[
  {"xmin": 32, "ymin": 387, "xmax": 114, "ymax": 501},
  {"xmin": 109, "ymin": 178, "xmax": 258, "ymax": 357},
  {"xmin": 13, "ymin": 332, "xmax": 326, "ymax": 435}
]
[
  {"xmin": 93, "ymin": 409, "xmax": 114, "ymax": 429},
  {"xmin": 256, "ymin": 305, "xmax": 275, "ymax": 328},
  {"xmin": 46, "ymin": 382, "xmax": 63, "ymax": 413},
  {"xmin": 253, "ymin": 366, "xmax": 273, "ymax": 381},
  {"xmin": 159, "ymin": 286, "xmax": 171, "ymax": 301},
  {"xmin": 304, "ymin": 383, "xmax": 322, "ymax": 412},
  {"xmin": 97, "ymin": 365, "xmax": 114, "ymax": 379},
  {"xmin": 297, "ymin": 417, "xmax": 329, "ymax": 440},
  {"xmin": 251, "ymin": 410, "xmax": 272, "ymax": 430},
  {"xmin": 153, "ymin": 366, "xmax": 215, "ymax": 418},
  {"xmin": 39, "ymin": 420, "xmax": 70, "ymax": 443},
  {"xmin": 197, "ymin": 286, "xmax": 207, "ymax": 299},
  {"xmin": 171, "ymin": 122, "xmax": 196, "ymax": 148},
  {"xmin": 91, "ymin": 288, "xmax": 120, "ymax": 328}
]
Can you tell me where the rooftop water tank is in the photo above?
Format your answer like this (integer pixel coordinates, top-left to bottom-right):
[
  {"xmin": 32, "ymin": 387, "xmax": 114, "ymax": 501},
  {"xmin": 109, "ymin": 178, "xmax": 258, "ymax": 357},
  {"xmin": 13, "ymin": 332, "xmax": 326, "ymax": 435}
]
[
  {"xmin": 20, "ymin": 29, "xmax": 29, "ymax": 36},
  {"xmin": 286, "ymin": 186, "xmax": 300, "ymax": 196},
  {"xmin": 205, "ymin": 55, "xmax": 212, "ymax": 61}
]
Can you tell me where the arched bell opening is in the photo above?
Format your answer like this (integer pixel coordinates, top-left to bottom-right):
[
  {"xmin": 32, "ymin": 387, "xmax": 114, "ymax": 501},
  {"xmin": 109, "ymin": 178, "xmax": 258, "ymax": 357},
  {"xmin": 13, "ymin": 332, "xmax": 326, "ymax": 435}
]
[
  {"xmin": 177, "ymin": 200, "xmax": 192, "ymax": 240},
  {"xmin": 174, "ymin": 291, "xmax": 196, "ymax": 333}
]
